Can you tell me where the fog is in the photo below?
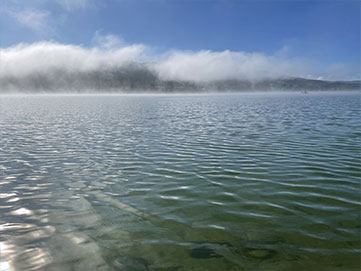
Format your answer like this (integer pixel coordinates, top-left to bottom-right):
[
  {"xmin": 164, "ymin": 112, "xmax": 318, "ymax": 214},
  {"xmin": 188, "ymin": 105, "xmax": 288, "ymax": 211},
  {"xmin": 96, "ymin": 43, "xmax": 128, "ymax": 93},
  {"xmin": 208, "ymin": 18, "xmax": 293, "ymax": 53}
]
[
  {"xmin": 0, "ymin": 41, "xmax": 358, "ymax": 92},
  {"xmin": 0, "ymin": 42, "xmax": 145, "ymax": 78},
  {"xmin": 155, "ymin": 50, "xmax": 310, "ymax": 82}
]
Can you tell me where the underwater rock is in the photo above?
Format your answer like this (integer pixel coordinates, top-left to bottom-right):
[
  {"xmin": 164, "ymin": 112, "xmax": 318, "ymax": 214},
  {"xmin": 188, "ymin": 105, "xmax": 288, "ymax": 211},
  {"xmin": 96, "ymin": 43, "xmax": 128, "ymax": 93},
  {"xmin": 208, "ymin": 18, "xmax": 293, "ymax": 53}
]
[
  {"xmin": 151, "ymin": 266, "xmax": 183, "ymax": 271},
  {"xmin": 114, "ymin": 256, "xmax": 149, "ymax": 271},
  {"xmin": 190, "ymin": 246, "xmax": 222, "ymax": 259},
  {"xmin": 244, "ymin": 248, "xmax": 276, "ymax": 260}
]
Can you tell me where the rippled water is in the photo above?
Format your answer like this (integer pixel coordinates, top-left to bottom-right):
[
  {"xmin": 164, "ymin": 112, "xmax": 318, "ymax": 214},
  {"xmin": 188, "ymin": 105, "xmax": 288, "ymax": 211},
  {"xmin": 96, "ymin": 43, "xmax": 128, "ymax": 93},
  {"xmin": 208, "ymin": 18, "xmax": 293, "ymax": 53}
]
[{"xmin": 0, "ymin": 92, "xmax": 360, "ymax": 271}]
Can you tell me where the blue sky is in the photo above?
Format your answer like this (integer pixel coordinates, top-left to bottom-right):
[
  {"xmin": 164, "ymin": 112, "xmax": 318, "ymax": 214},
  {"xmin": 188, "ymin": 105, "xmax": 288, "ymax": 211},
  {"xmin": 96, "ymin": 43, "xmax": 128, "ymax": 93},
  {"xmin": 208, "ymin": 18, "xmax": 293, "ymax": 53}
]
[{"xmin": 0, "ymin": 0, "xmax": 360, "ymax": 80}]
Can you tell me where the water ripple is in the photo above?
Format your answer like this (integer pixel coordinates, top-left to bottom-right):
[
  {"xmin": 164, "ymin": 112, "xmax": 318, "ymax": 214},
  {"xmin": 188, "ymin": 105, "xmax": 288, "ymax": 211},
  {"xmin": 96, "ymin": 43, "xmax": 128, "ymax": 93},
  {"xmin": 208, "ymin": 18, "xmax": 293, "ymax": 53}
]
[{"xmin": 0, "ymin": 93, "xmax": 360, "ymax": 270}]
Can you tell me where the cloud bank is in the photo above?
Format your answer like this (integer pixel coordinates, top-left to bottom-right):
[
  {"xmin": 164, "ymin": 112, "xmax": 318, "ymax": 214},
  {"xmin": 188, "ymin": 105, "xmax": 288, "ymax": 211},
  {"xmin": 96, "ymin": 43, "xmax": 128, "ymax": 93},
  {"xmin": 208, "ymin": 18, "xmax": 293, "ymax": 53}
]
[
  {"xmin": 155, "ymin": 50, "xmax": 311, "ymax": 82},
  {"xmin": 0, "ymin": 42, "xmax": 146, "ymax": 78},
  {"xmin": 1, "ymin": 41, "xmax": 342, "ymax": 81},
  {"xmin": 0, "ymin": 39, "xmax": 358, "ymax": 92}
]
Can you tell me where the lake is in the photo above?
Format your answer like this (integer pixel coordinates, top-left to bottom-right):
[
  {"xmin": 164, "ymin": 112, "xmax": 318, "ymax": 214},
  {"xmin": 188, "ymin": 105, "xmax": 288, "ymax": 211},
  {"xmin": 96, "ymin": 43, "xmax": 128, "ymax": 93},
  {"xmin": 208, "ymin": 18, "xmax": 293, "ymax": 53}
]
[{"xmin": 0, "ymin": 92, "xmax": 360, "ymax": 271}]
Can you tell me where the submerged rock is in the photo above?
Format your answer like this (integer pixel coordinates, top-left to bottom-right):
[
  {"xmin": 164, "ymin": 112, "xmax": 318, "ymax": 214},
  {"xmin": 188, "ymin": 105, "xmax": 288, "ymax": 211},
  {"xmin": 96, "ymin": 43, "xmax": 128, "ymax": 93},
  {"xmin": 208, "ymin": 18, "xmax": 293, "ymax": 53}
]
[
  {"xmin": 190, "ymin": 246, "xmax": 222, "ymax": 259},
  {"xmin": 151, "ymin": 266, "xmax": 183, "ymax": 271},
  {"xmin": 244, "ymin": 248, "xmax": 276, "ymax": 260},
  {"xmin": 114, "ymin": 256, "xmax": 149, "ymax": 271}
]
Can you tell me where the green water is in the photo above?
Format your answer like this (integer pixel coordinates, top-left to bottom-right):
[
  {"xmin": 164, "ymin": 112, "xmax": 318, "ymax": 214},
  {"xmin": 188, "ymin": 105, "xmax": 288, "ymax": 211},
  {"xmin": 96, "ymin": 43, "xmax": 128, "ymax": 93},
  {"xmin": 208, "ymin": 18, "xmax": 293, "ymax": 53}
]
[{"xmin": 0, "ymin": 92, "xmax": 360, "ymax": 271}]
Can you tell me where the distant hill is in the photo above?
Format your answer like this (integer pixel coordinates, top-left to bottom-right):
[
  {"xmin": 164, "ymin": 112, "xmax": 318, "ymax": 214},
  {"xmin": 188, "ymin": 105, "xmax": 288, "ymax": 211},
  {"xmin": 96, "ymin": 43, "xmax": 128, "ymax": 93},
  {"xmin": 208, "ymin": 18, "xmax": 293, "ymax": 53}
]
[
  {"xmin": 202, "ymin": 78, "xmax": 361, "ymax": 92},
  {"xmin": 0, "ymin": 64, "xmax": 359, "ymax": 93}
]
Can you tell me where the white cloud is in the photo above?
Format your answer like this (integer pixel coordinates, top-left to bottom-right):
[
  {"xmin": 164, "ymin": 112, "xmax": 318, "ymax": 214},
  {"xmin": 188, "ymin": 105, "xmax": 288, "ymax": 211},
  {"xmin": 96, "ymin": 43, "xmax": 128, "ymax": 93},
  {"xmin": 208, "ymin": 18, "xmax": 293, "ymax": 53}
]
[
  {"xmin": 7, "ymin": 8, "xmax": 50, "ymax": 31},
  {"xmin": 2, "ymin": 0, "xmax": 91, "ymax": 10},
  {"xmin": 55, "ymin": 0, "xmax": 91, "ymax": 10},
  {"xmin": 92, "ymin": 31, "xmax": 126, "ymax": 49},
  {"xmin": 0, "ymin": 0, "xmax": 91, "ymax": 34}
]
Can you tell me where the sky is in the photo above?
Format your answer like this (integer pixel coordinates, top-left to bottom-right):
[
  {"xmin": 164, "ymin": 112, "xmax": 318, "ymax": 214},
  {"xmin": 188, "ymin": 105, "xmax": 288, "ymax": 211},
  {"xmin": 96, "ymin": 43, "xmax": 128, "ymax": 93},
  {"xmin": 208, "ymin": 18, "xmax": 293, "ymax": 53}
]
[{"xmin": 0, "ymin": 0, "xmax": 360, "ymax": 81}]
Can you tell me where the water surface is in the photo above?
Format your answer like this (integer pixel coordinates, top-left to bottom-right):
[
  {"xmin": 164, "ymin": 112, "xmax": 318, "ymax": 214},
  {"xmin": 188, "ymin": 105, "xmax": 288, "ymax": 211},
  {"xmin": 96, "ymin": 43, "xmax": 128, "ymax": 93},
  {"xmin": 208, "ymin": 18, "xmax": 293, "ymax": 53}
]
[{"xmin": 0, "ymin": 92, "xmax": 360, "ymax": 271}]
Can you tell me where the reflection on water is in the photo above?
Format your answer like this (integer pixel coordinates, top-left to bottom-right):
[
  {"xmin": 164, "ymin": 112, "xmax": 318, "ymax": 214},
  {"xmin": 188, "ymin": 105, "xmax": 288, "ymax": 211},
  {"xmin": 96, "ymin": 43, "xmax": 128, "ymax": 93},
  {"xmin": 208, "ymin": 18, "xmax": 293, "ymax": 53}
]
[{"xmin": 0, "ymin": 93, "xmax": 360, "ymax": 271}]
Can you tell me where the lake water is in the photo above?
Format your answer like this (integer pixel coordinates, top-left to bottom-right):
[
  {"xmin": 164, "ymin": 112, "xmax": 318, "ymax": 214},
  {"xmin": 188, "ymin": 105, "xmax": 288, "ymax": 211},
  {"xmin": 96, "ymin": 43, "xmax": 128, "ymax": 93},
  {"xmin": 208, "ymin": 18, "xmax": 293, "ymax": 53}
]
[{"xmin": 0, "ymin": 92, "xmax": 360, "ymax": 271}]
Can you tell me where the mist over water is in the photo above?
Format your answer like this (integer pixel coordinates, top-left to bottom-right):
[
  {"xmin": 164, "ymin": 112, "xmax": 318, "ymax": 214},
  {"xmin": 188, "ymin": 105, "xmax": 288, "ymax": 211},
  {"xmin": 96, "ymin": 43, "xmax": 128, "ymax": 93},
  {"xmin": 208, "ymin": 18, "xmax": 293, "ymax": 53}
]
[
  {"xmin": 0, "ymin": 92, "xmax": 360, "ymax": 271},
  {"xmin": 1, "ymin": 42, "xmax": 359, "ymax": 93}
]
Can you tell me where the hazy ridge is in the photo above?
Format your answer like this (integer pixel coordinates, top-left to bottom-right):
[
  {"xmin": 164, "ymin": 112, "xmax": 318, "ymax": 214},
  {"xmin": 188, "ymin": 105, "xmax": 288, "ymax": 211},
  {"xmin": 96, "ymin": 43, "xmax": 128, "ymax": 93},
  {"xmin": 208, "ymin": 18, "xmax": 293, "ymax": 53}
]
[{"xmin": 1, "ymin": 64, "xmax": 360, "ymax": 93}]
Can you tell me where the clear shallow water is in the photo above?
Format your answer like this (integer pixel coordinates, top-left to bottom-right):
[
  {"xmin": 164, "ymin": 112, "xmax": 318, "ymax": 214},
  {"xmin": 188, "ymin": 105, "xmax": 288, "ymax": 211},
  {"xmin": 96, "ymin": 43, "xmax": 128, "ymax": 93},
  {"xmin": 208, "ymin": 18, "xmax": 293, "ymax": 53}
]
[{"xmin": 0, "ymin": 92, "xmax": 360, "ymax": 271}]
